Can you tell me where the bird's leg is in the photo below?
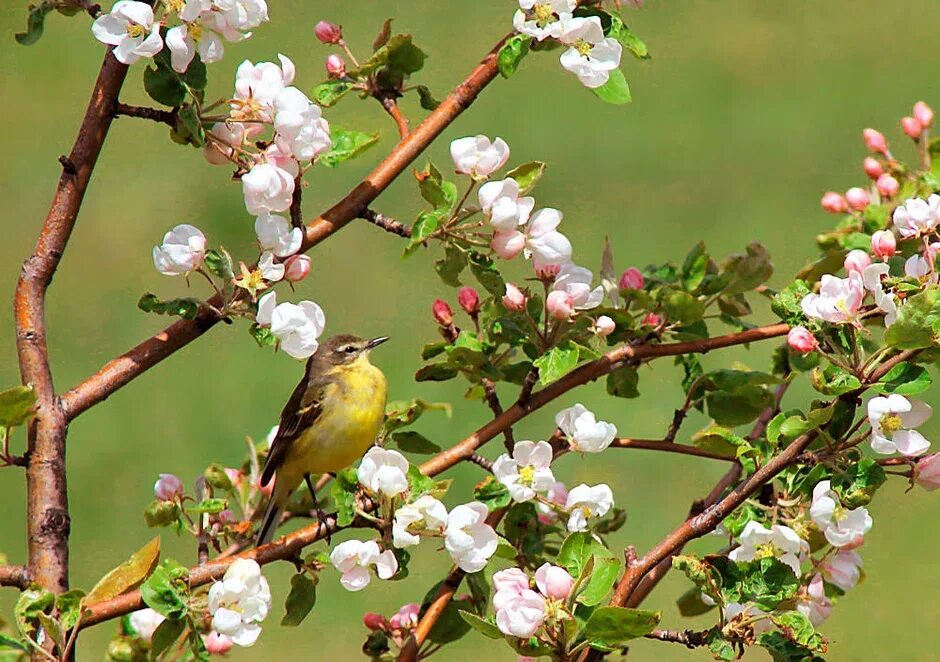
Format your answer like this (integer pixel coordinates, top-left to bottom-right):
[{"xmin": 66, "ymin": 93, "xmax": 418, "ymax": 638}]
[{"xmin": 304, "ymin": 473, "xmax": 331, "ymax": 543}]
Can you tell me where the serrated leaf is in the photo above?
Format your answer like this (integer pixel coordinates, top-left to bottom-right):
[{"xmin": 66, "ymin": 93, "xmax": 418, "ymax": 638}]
[
  {"xmin": 534, "ymin": 343, "xmax": 579, "ymax": 385},
  {"xmin": 874, "ymin": 362, "xmax": 933, "ymax": 395},
  {"xmin": 150, "ymin": 618, "xmax": 186, "ymax": 658},
  {"xmin": 311, "ymin": 80, "xmax": 353, "ymax": 107},
  {"xmin": 885, "ymin": 285, "xmax": 940, "ymax": 349},
  {"xmin": 582, "ymin": 606, "xmax": 660, "ymax": 646}
]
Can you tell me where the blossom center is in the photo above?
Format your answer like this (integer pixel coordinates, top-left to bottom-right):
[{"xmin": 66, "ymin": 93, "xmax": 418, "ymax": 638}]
[
  {"xmin": 190, "ymin": 22, "xmax": 203, "ymax": 41},
  {"xmin": 880, "ymin": 413, "xmax": 903, "ymax": 435},
  {"xmin": 532, "ymin": 3, "xmax": 554, "ymax": 26},
  {"xmin": 166, "ymin": 0, "xmax": 185, "ymax": 11},
  {"xmin": 125, "ymin": 23, "xmax": 146, "ymax": 39},
  {"xmin": 753, "ymin": 543, "xmax": 777, "ymax": 560},
  {"xmin": 518, "ymin": 465, "xmax": 536, "ymax": 486},
  {"xmin": 574, "ymin": 38, "xmax": 593, "ymax": 58}
]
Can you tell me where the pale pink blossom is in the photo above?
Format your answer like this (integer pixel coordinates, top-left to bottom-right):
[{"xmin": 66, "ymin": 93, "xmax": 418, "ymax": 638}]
[
  {"xmin": 820, "ymin": 549, "xmax": 863, "ymax": 591},
  {"xmin": 450, "ymin": 135, "xmax": 510, "ymax": 178},
  {"xmin": 503, "ymin": 283, "xmax": 527, "ymax": 311},
  {"xmin": 871, "ymin": 230, "xmax": 896, "ymax": 259},
  {"xmin": 868, "ymin": 394, "xmax": 932, "ymax": 456},
  {"xmin": 593, "ymin": 315, "xmax": 615, "ymax": 337},
  {"xmin": 821, "ymin": 191, "xmax": 848, "ymax": 213},
  {"xmin": 901, "ymin": 116, "xmax": 923, "ymax": 139},
  {"xmin": 915, "ymin": 453, "xmax": 940, "ymax": 491},
  {"xmin": 492, "ymin": 230, "xmax": 527, "ymax": 260},
  {"xmin": 863, "ymin": 128, "xmax": 888, "ymax": 154},
  {"xmin": 845, "ymin": 187, "xmax": 870, "ymax": 211},
  {"xmin": 863, "ymin": 157, "xmax": 883, "ymax": 180},
  {"xmin": 796, "ymin": 574, "xmax": 832, "ymax": 626},
  {"xmin": 495, "ymin": 589, "xmax": 546, "ymax": 638},
  {"xmin": 843, "ymin": 249, "xmax": 872, "ymax": 275},
  {"xmin": 325, "ymin": 54, "xmax": 345, "ymax": 78},
  {"xmin": 800, "ymin": 272, "xmax": 864, "ymax": 324},
  {"xmin": 876, "ymin": 173, "xmax": 899, "ymax": 198},
  {"xmin": 389, "ymin": 603, "xmax": 420, "ymax": 630},
  {"xmin": 283, "ymin": 254, "xmax": 311, "ymax": 282},
  {"xmin": 546, "ymin": 290, "xmax": 574, "ymax": 320},
  {"xmin": 787, "ymin": 326, "xmax": 817, "ymax": 354},
  {"xmin": 534, "ymin": 563, "xmax": 574, "ymax": 600},
  {"xmin": 154, "ymin": 473, "xmax": 184, "ymax": 501},
  {"xmin": 204, "ymin": 632, "xmax": 234, "ymax": 655}
]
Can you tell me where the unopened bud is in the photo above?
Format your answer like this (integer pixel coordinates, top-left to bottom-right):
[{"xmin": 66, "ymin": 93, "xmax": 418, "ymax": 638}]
[
  {"xmin": 314, "ymin": 20, "xmax": 342, "ymax": 44},
  {"xmin": 863, "ymin": 128, "xmax": 889, "ymax": 154},
  {"xmin": 502, "ymin": 283, "xmax": 527, "ymax": 311},
  {"xmin": 546, "ymin": 290, "xmax": 574, "ymax": 320},
  {"xmin": 154, "ymin": 473, "xmax": 184, "ymax": 501},
  {"xmin": 641, "ymin": 311, "xmax": 662, "ymax": 327},
  {"xmin": 618, "ymin": 267, "xmax": 644, "ymax": 291},
  {"xmin": 845, "ymin": 187, "xmax": 870, "ymax": 211},
  {"xmin": 875, "ymin": 173, "xmax": 899, "ymax": 198},
  {"xmin": 457, "ymin": 286, "xmax": 480, "ymax": 316},
  {"xmin": 843, "ymin": 249, "xmax": 872, "ymax": 275},
  {"xmin": 144, "ymin": 500, "xmax": 181, "ymax": 527},
  {"xmin": 593, "ymin": 315, "xmax": 615, "ymax": 337},
  {"xmin": 389, "ymin": 603, "xmax": 420, "ymax": 630},
  {"xmin": 871, "ymin": 230, "xmax": 897, "ymax": 260},
  {"xmin": 432, "ymin": 299, "xmax": 454, "ymax": 326},
  {"xmin": 901, "ymin": 116, "xmax": 923, "ymax": 140},
  {"xmin": 204, "ymin": 463, "xmax": 233, "ymax": 491},
  {"xmin": 914, "ymin": 101, "xmax": 934, "ymax": 128},
  {"xmin": 787, "ymin": 326, "xmax": 818, "ymax": 354},
  {"xmin": 284, "ymin": 254, "xmax": 311, "ymax": 282},
  {"xmin": 325, "ymin": 54, "xmax": 345, "ymax": 78},
  {"xmin": 491, "ymin": 230, "xmax": 526, "ymax": 260},
  {"xmin": 914, "ymin": 452, "xmax": 940, "ymax": 491},
  {"xmin": 863, "ymin": 157, "xmax": 883, "ymax": 180},
  {"xmin": 204, "ymin": 632, "xmax": 233, "ymax": 655},
  {"xmin": 820, "ymin": 191, "xmax": 848, "ymax": 213},
  {"xmin": 534, "ymin": 261, "xmax": 562, "ymax": 281},
  {"xmin": 363, "ymin": 612, "xmax": 388, "ymax": 632}
]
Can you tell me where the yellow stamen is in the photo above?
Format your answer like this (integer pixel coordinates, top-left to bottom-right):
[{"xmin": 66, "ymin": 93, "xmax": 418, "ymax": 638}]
[
  {"xmin": 880, "ymin": 413, "xmax": 903, "ymax": 435},
  {"xmin": 533, "ymin": 3, "xmax": 554, "ymax": 26},
  {"xmin": 574, "ymin": 38, "xmax": 593, "ymax": 58},
  {"xmin": 753, "ymin": 543, "xmax": 777, "ymax": 560},
  {"xmin": 189, "ymin": 22, "xmax": 203, "ymax": 41},
  {"xmin": 518, "ymin": 465, "xmax": 536, "ymax": 486},
  {"xmin": 126, "ymin": 23, "xmax": 145, "ymax": 38}
]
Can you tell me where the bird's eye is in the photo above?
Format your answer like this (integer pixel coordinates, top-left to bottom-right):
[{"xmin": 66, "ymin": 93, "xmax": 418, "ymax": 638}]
[{"xmin": 343, "ymin": 345, "xmax": 356, "ymax": 354}]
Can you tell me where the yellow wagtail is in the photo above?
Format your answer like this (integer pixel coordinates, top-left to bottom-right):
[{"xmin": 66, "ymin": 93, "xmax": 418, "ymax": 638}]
[{"xmin": 256, "ymin": 334, "xmax": 389, "ymax": 545}]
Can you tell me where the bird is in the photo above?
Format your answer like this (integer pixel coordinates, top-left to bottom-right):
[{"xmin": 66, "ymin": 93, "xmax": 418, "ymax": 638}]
[{"xmin": 255, "ymin": 334, "xmax": 389, "ymax": 546}]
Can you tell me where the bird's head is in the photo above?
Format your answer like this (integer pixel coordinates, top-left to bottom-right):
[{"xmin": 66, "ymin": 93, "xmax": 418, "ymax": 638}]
[{"xmin": 318, "ymin": 334, "xmax": 389, "ymax": 367}]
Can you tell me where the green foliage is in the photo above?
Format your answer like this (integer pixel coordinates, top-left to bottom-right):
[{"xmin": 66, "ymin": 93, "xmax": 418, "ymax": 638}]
[
  {"xmin": 504, "ymin": 161, "xmax": 545, "ymax": 194},
  {"xmin": 150, "ymin": 618, "xmax": 186, "ymax": 658},
  {"xmin": 311, "ymin": 80, "xmax": 353, "ymax": 107},
  {"xmin": 534, "ymin": 342, "xmax": 579, "ymax": 385},
  {"xmin": 330, "ymin": 467, "xmax": 359, "ymax": 527},
  {"xmin": 144, "ymin": 499, "xmax": 181, "ymax": 528},
  {"xmin": 203, "ymin": 248, "xmax": 234, "ymax": 280},
  {"xmin": 392, "ymin": 430, "xmax": 441, "ymax": 454},
  {"xmin": 0, "ymin": 385, "xmax": 36, "ymax": 428},
  {"xmin": 143, "ymin": 49, "xmax": 207, "ymax": 108},
  {"xmin": 558, "ymin": 532, "xmax": 621, "ymax": 606},
  {"xmin": 580, "ymin": 606, "xmax": 660, "ymax": 648},
  {"xmin": 15, "ymin": 1, "xmax": 55, "ymax": 45},
  {"xmin": 607, "ymin": 13, "xmax": 650, "ymax": 59},
  {"xmin": 606, "ymin": 367, "xmax": 640, "ymax": 398},
  {"xmin": 319, "ymin": 128, "xmax": 380, "ymax": 167},
  {"xmin": 497, "ymin": 34, "xmax": 532, "ymax": 78},
  {"xmin": 84, "ymin": 536, "xmax": 161, "ymax": 605},
  {"xmin": 691, "ymin": 369, "xmax": 779, "ymax": 427},
  {"xmin": 771, "ymin": 280, "xmax": 811, "ymax": 322},
  {"xmin": 759, "ymin": 612, "xmax": 827, "ymax": 661},
  {"xmin": 140, "ymin": 559, "xmax": 189, "ymax": 620},
  {"xmin": 810, "ymin": 364, "xmax": 861, "ymax": 395},
  {"xmin": 590, "ymin": 69, "xmax": 632, "ymax": 105},
  {"xmin": 473, "ymin": 476, "xmax": 512, "ymax": 509},
  {"xmin": 138, "ymin": 293, "xmax": 200, "ymax": 320},
  {"xmin": 468, "ymin": 251, "xmax": 506, "ymax": 296},
  {"xmin": 873, "ymin": 362, "xmax": 933, "ymax": 395},
  {"xmin": 885, "ymin": 285, "xmax": 940, "ymax": 349},
  {"xmin": 458, "ymin": 610, "xmax": 502, "ymax": 639},
  {"xmin": 281, "ymin": 573, "xmax": 317, "ymax": 626},
  {"xmin": 349, "ymin": 33, "xmax": 427, "ymax": 89}
]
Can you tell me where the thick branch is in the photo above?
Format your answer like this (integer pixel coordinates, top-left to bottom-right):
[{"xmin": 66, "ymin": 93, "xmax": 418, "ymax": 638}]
[
  {"xmin": 16, "ymin": 47, "xmax": 132, "ymax": 606},
  {"xmin": 0, "ymin": 565, "xmax": 32, "ymax": 590},
  {"xmin": 60, "ymin": 33, "xmax": 512, "ymax": 421}
]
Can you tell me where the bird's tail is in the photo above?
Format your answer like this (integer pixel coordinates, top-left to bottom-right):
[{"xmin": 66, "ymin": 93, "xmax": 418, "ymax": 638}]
[{"xmin": 255, "ymin": 477, "xmax": 293, "ymax": 547}]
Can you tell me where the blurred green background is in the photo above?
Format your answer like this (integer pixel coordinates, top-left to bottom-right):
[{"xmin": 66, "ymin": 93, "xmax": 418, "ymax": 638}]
[{"xmin": 1, "ymin": 1, "xmax": 939, "ymax": 659}]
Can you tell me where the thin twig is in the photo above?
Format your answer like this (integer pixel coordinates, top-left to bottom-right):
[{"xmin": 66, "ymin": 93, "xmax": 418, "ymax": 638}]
[
  {"xmin": 360, "ymin": 208, "xmax": 411, "ymax": 238},
  {"xmin": 379, "ymin": 97, "xmax": 410, "ymax": 139},
  {"xmin": 644, "ymin": 628, "xmax": 712, "ymax": 648},
  {"xmin": 0, "ymin": 565, "xmax": 32, "ymax": 590},
  {"xmin": 481, "ymin": 378, "xmax": 514, "ymax": 452},
  {"xmin": 113, "ymin": 102, "xmax": 176, "ymax": 126}
]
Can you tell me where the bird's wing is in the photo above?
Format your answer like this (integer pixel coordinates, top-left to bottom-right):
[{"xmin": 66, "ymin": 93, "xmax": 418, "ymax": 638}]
[{"xmin": 260, "ymin": 365, "xmax": 329, "ymax": 487}]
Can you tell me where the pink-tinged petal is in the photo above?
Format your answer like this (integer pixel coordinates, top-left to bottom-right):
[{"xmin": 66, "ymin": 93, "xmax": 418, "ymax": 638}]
[{"xmin": 892, "ymin": 429, "xmax": 930, "ymax": 456}]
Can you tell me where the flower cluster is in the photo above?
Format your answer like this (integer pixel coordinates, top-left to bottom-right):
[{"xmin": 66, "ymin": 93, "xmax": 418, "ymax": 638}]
[
  {"xmin": 491, "ymin": 564, "xmax": 575, "ymax": 638},
  {"xmin": 207, "ymin": 559, "xmax": 272, "ymax": 646}
]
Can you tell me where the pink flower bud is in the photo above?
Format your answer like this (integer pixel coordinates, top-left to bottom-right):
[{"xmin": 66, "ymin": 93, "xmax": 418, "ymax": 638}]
[
  {"xmin": 618, "ymin": 266, "xmax": 644, "ymax": 290},
  {"xmin": 915, "ymin": 453, "xmax": 940, "ymax": 491},
  {"xmin": 535, "ymin": 563, "xmax": 575, "ymax": 600},
  {"xmin": 362, "ymin": 612, "xmax": 388, "ymax": 632},
  {"xmin": 820, "ymin": 191, "xmax": 848, "ymax": 213},
  {"xmin": 457, "ymin": 287, "xmax": 481, "ymax": 316},
  {"xmin": 901, "ymin": 116, "xmax": 923, "ymax": 140},
  {"xmin": 325, "ymin": 54, "xmax": 345, "ymax": 79},
  {"xmin": 503, "ymin": 283, "xmax": 527, "ymax": 311},
  {"xmin": 534, "ymin": 261, "xmax": 561, "ymax": 281},
  {"xmin": 546, "ymin": 290, "xmax": 574, "ymax": 320},
  {"xmin": 843, "ymin": 249, "xmax": 872, "ymax": 275},
  {"xmin": 154, "ymin": 473, "xmax": 184, "ymax": 501},
  {"xmin": 862, "ymin": 157, "xmax": 883, "ymax": 180},
  {"xmin": 863, "ymin": 128, "xmax": 888, "ymax": 154},
  {"xmin": 875, "ymin": 173, "xmax": 899, "ymax": 198},
  {"xmin": 432, "ymin": 299, "xmax": 454, "ymax": 327},
  {"xmin": 314, "ymin": 20, "xmax": 342, "ymax": 44},
  {"xmin": 845, "ymin": 187, "xmax": 870, "ymax": 211},
  {"xmin": 389, "ymin": 603, "xmax": 420, "ymax": 630},
  {"xmin": 492, "ymin": 567, "xmax": 530, "ymax": 595},
  {"xmin": 641, "ymin": 311, "xmax": 662, "ymax": 327},
  {"xmin": 593, "ymin": 315, "xmax": 615, "ymax": 337},
  {"xmin": 787, "ymin": 326, "xmax": 818, "ymax": 354},
  {"xmin": 914, "ymin": 101, "xmax": 934, "ymax": 128},
  {"xmin": 871, "ymin": 230, "xmax": 897, "ymax": 260},
  {"xmin": 491, "ymin": 230, "xmax": 525, "ymax": 260},
  {"xmin": 224, "ymin": 467, "xmax": 243, "ymax": 486},
  {"xmin": 284, "ymin": 254, "xmax": 311, "ymax": 282},
  {"xmin": 204, "ymin": 632, "xmax": 233, "ymax": 655}
]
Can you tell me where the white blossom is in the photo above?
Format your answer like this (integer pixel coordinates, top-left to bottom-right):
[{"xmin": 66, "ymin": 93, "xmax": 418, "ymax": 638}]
[
  {"xmin": 91, "ymin": 1, "xmax": 163, "ymax": 65},
  {"xmin": 444, "ymin": 502, "xmax": 498, "ymax": 572},
  {"xmin": 255, "ymin": 292, "xmax": 326, "ymax": 360},
  {"xmin": 553, "ymin": 263, "xmax": 605, "ymax": 310},
  {"xmin": 867, "ymin": 394, "xmax": 932, "ymax": 456},
  {"xmin": 254, "ymin": 212, "xmax": 303, "ymax": 258},
  {"xmin": 273, "ymin": 87, "xmax": 332, "ymax": 161},
  {"xmin": 809, "ymin": 480, "xmax": 872, "ymax": 548},
  {"xmin": 495, "ymin": 588, "xmax": 546, "ymax": 638},
  {"xmin": 478, "ymin": 178, "xmax": 535, "ymax": 232},
  {"xmin": 152, "ymin": 224, "xmax": 206, "ymax": 275},
  {"xmin": 727, "ymin": 521, "xmax": 805, "ymax": 576},
  {"xmin": 796, "ymin": 574, "xmax": 832, "ymax": 626},
  {"xmin": 564, "ymin": 483, "xmax": 613, "ymax": 532},
  {"xmin": 232, "ymin": 54, "xmax": 295, "ymax": 121},
  {"xmin": 165, "ymin": 20, "xmax": 225, "ymax": 73},
  {"xmin": 242, "ymin": 152, "xmax": 297, "ymax": 216},
  {"xmin": 207, "ymin": 559, "xmax": 271, "ymax": 647},
  {"xmin": 392, "ymin": 495, "xmax": 448, "ymax": 548},
  {"xmin": 820, "ymin": 549, "xmax": 862, "ymax": 592},
  {"xmin": 862, "ymin": 263, "xmax": 898, "ymax": 326},
  {"xmin": 893, "ymin": 195, "xmax": 940, "ymax": 238},
  {"xmin": 558, "ymin": 16, "xmax": 622, "ymax": 88},
  {"xmin": 492, "ymin": 440, "xmax": 555, "ymax": 502},
  {"xmin": 357, "ymin": 446, "xmax": 409, "ymax": 497},
  {"xmin": 330, "ymin": 539, "xmax": 398, "ymax": 591},
  {"xmin": 800, "ymin": 272, "xmax": 864, "ymax": 324},
  {"xmin": 525, "ymin": 208, "xmax": 572, "ymax": 266},
  {"xmin": 513, "ymin": 0, "xmax": 576, "ymax": 41},
  {"xmin": 257, "ymin": 251, "xmax": 284, "ymax": 283},
  {"xmin": 213, "ymin": 0, "xmax": 269, "ymax": 35},
  {"xmin": 555, "ymin": 404, "xmax": 616, "ymax": 453},
  {"xmin": 450, "ymin": 135, "xmax": 510, "ymax": 178},
  {"xmin": 129, "ymin": 608, "xmax": 165, "ymax": 643}
]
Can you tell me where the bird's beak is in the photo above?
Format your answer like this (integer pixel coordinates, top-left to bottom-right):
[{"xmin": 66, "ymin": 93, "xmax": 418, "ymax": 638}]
[{"xmin": 366, "ymin": 336, "xmax": 390, "ymax": 350}]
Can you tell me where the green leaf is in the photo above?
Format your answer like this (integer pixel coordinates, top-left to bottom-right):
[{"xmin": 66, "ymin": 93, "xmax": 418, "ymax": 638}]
[
  {"xmin": 885, "ymin": 286, "xmax": 940, "ymax": 349},
  {"xmin": 558, "ymin": 532, "xmax": 621, "ymax": 606},
  {"xmin": 249, "ymin": 322, "xmax": 276, "ymax": 348},
  {"xmin": 14, "ymin": 588, "xmax": 53, "ymax": 638},
  {"xmin": 835, "ymin": 458, "xmax": 886, "ymax": 507},
  {"xmin": 457, "ymin": 611, "xmax": 502, "ymax": 639},
  {"xmin": 706, "ymin": 385, "xmax": 774, "ymax": 427},
  {"xmin": 607, "ymin": 13, "xmax": 650, "ymax": 60},
  {"xmin": 722, "ymin": 242, "xmax": 774, "ymax": 294},
  {"xmin": 0, "ymin": 385, "xmax": 36, "ymax": 428},
  {"xmin": 773, "ymin": 281, "xmax": 813, "ymax": 321},
  {"xmin": 330, "ymin": 468, "xmax": 359, "ymax": 527},
  {"xmin": 406, "ymin": 465, "xmax": 436, "ymax": 498},
  {"xmin": 392, "ymin": 430, "xmax": 442, "ymax": 454},
  {"xmin": 144, "ymin": 500, "xmax": 181, "ymax": 528},
  {"xmin": 606, "ymin": 368, "xmax": 639, "ymax": 399},
  {"xmin": 319, "ymin": 127, "xmax": 380, "ymax": 167},
  {"xmin": 533, "ymin": 343, "xmax": 579, "ymax": 386},
  {"xmin": 0, "ymin": 633, "xmax": 29, "ymax": 653},
  {"xmin": 473, "ymin": 476, "xmax": 512, "ymax": 509},
  {"xmin": 415, "ymin": 362, "xmax": 459, "ymax": 382},
  {"xmin": 384, "ymin": 398, "xmax": 451, "ymax": 432},
  {"xmin": 203, "ymin": 463, "xmax": 233, "ymax": 491},
  {"xmin": 810, "ymin": 364, "xmax": 861, "ymax": 395},
  {"xmin": 414, "ymin": 85, "xmax": 440, "ymax": 110},
  {"xmin": 690, "ymin": 425, "xmax": 744, "ymax": 458},
  {"xmin": 139, "ymin": 559, "xmax": 189, "ymax": 620},
  {"xmin": 84, "ymin": 537, "xmax": 161, "ymax": 605},
  {"xmin": 498, "ymin": 33, "xmax": 532, "ymax": 78},
  {"xmin": 15, "ymin": 1, "xmax": 54, "ymax": 46},
  {"xmin": 36, "ymin": 612, "xmax": 63, "ymax": 653},
  {"xmin": 143, "ymin": 50, "xmax": 206, "ymax": 107},
  {"xmin": 734, "ymin": 557, "xmax": 800, "ymax": 611},
  {"xmin": 350, "ymin": 34, "xmax": 425, "ymax": 78},
  {"xmin": 662, "ymin": 289, "xmax": 705, "ymax": 325},
  {"xmin": 582, "ymin": 606, "xmax": 660, "ymax": 647},
  {"xmin": 504, "ymin": 161, "xmax": 546, "ymax": 195},
  {"xmin": 186, "ymin": 498, "xmax": 227, "ymax": 515},
  {"xmin": 590, "ymin": 69, "xmax": 631, "ymax": 105},
  {"xmin": 311, "ymin": 80, "xmax": 353, "ymax": 107},
  {"xmin": 203, "ymin": 248, "xmax": 234, "ymax": 280},
  {"xmin": 681, "ymin": 241, "xmax": 708, "ymax": 291},
  {"xmin": 170, "ymin": 103, "xmax": 205, "ymax": 147},
  {"xmin": 56, "ymin": 590, "xmax": 85, "ymax": 631},
  {"xmin": 281, "ymin": 573, "xmax": 317, "ymax": 626},
  {"xmin": 676, "ymin": 587, "xmax": 716, "ymax": 617},
  {"xmin": 150, "ymin": 618, "xmax": 186, "ymax": 658},
  {"xmin": 435, "ymin": 245, "xmax": 468, "ymax": 287},
  {"xmin": 137, "ymin": 293, "xmax": 200, "ymax": 320},
  {"xmin": 406, "ymin": 210, "xmax": 442, "ymax": 253},
  {"xmin": 467, "ymin": 251, "xmax": 505, "ymax": 296},
  {"xmin": 759, "ymin": 611, "xmax": 826, "ymax": 661}
]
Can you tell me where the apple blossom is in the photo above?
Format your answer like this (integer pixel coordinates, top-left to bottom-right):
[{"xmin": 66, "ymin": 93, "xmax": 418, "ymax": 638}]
[
  {"xmin": 558, "ymin": 16, "xmax": 623, "ymax": 89},
  {"xmin": 255, "ymin": 292, "xmax": 326, "ymax": 360},
  {"xmin": 389, "ymin": 603, "xmax": 420, "ymax": 631},
  {"xmin": 876, "ymin": 173, "xmax": 899, "ymax": 198},
  {"xmin": 491, "ymin": 230, "xmax": 527, "ymax": 259},
  {"xmin": 392, "ymin": 494, "xmax": 448, "ymax": 548},
  {"xmin": 513, "ymin": 0, "xmax": 576, "ymax": 41},
  {"xmin": 796, "ymin": 574, "xmax": 832, "ymax": 626},
  {"xmin": 492, "ymin": 567, "xmax": 530, "ymax": 601},
  {"xmin": 330, "ymin": 539, "xmax": 398, "ymax": 591},
  {"xmin": 555, "ymin": 403, "xmax": 617, "ymax": 453},
  {"xmin": 326, "ymin": 54, "xmax": 345, "ymax": 78},
  {"xmin": 844, "ymin": 187, "xmax": 870, "ymax": 211},
  {"xmin": 91, "ymin": 1, "xmax": 163, "ymax": 65},
  {"xmin": 915, "ymin": 453, "xmax": 940, "ymax": 491},
  {"xmin": 273, "ymin": 87, "xmax": 332, "ymax": 161},
  {"xmin": 534, "ymin": 563, "xmax": 574, "ymax": 600},
  {"xmin": 432, "ymin": 299, "xmax": 454, "ymax": 326},
  {"xmin": 154, "ymin": 473, "xmax": 184, "ymax": 501},
  {"xmin": 207, "ymin": 558, "xmax": 271, "ymax": 646},
  {"xmin": 232, "ymin": 55, "xmax": 295, "ymax": 121},
  {"xmin": 553, "ymin": 263, "xmax": 605, "ymax": 310},
  {"xmin": 843, "ymin": 249, "xmax": 871, "ymax": 275},
  {"xmin": 503, "ymin": 283, "xmax": 527, "ymax": 311},
  {"xmin": 564, "ymin": 483, "xmax": 614, "ymax": 532},
  {"xmin": 904, "ymin": 253, "xmax": 935, "ymax": 282},
  {"xmin": 256, "ymin": 251, "xmax": 284, "ymax": 284},
  {"xmin": 357, "ymin": 446, "xmax": 409, "ymax": 497},
  {"xmin": 871, "ymin": 229, "xmax": 896, "ymax": 259},
  {"xmin": 901, "ymin": 116, "xmax": 923, "ymax": 140},
  {"xmin": 787, "ymin": 326, "xmax": 817, "ymax": 354},
  {"xmin": 861, "ymin": 262, "xmax": 898, "ymax": 326},
  {"xmin": 537, "ymin": 481, "xmax": 568, "ymax": 524},
  {"xmin": 820, "ymin": 191, "xmax": 848, "ymax": 213},
  {"xmin": 254, "ymin": 213, "xmax": 302, "ymax": 258},
  {"xmin": 314, "ymin": 19, "xmax": 343, "ymax": 44},
  {"xmin": 152, "ymin": 224, "xmax": 207, "ymax": 276},
  {"xmin": 867, "ymin": 394, "xmax": 932, "ymax": 456},
  {"xmin": 457, "ymin": 286, "xmax": 481, "ymax": 316},
  {"xmin": 810, "ymin": 480, "xmax": 873, "ymax": 548},
  {"xmin": 618, "ymin": 266, "xmax": 644, "ymax": 290},
  {"xmin": 165, "ymin": 22, "xmax": 224, "ymax": 74},
  {"xmin": 546, "ymin": 290, "xmax": 574, "ymax": 320},
  {"xmin": 214, "ymin": 0, "xmax": 268, "ymax": 34},
  {"xmin": 862, "ymin": 157, "xmax": 883, "ymax": 180},
  {"xmin": 820, "ymin": 549, "xmax": 863, "ymax": 591},
  {"xmin": 728, "ymin": 521, "xmax": 804, "ymax": 576},
  {"xmin": 525, "ymin": 208, "xmax": 572, "ymax": 265},
  {"xmin": 493, "ymin": 440, "xmax": 555, "ymax": 502},
  {"xmin": 444, "ymin": 502, "xmax": 498, "ymax": 572},
  {"xmin": 534, "ymin": 262, "xmax": 562, "ymax": 281},
  {"xmin": 495, "ymin": 588, "xmax": 547, "ymax": 638},
  {"xmin": 593, "ymin": 315, "xmax": 615, "ymax": 337},
  {"xmin": 914, "ymin": 100, "xmax": 935, "ymax": 127},
  {"xmin": 893, "ymin": 195, "xmax": 940, "ymax": 238},
  {"xmin": 204, "ymin": 121, "xmax": 246, "ymax": 165},
  {"xmin": 129, "ymin": 608, "xmax": 165, "ymax": 643},
  {"xmin": 450, "ymin": 135, "xmax": 510, "ymax": 178},
  {"xmin": 362, "ymin": 612, "xmax": 388, "ymax": 631},
  {"xmin": 204, "ymin": 632, "xmax": 234, "ymax": 655},
  {"xmin": 478, "ymin": 178, "xmax": 535, "ymax": 231},
  {"xmin": 283, "ymin": 254, "xmax": 311, "ymax": 282},
  {"xmin": 800, "ymin": 272, "xmax": 864, "ymax": 324},
  {"xmin": 242, "ymin": 153, "xmax": 298, "ymax": 216},
  {"xmin": 862, "ymin": 128, "xmax": 888, "ymax": 154},
  {"xmin": 642, "ymin": 311, "xmax": 662, "ymax": 326}
]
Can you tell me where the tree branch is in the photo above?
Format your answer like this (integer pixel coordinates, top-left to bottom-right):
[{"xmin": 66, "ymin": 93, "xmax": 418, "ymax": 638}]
[
  {"xmin": 0, "ymin": 565, "xmax": 32, "ymax": 590},
  {"xmin": 607, "ymin": 438, "xmax": 736, "ymax": 462},
  {"xmin": 113, "ymin": 102, "xmax": 176, "ymax": 126},
  {"xmin": 644, "ymin": 628, "xmax": 712, "ymax": 648},
  {"xmin": 379, "ymin": 97, "xmax": 410, "ymax": 139},
  {"xmin": 59, "ymin": 33, "xmax": 514, "ymax": 421},
  {"xmin": 360, "ymin": 208, "xmax": 412, "ymax": 238}
]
